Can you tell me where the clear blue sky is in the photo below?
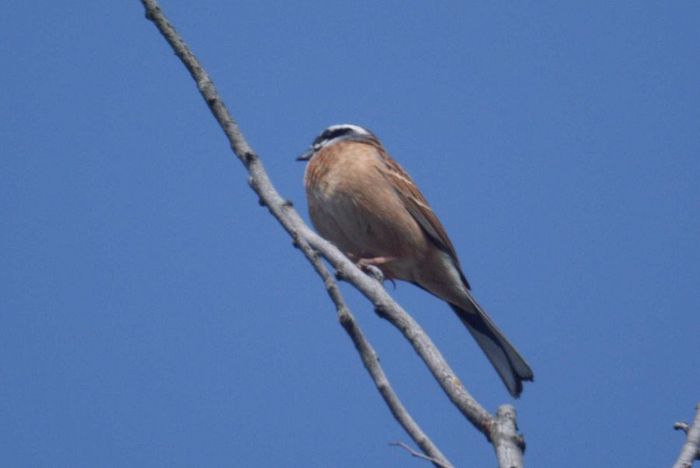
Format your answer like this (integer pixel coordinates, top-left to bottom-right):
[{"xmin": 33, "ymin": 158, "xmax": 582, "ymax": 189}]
[{"xmin": 2, "ymin": 2, "xmax": 699, "ymax": 467}]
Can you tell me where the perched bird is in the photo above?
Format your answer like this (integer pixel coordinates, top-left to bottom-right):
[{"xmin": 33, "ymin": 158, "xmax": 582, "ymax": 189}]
[{"xmin": 298, "ymin": 124, "xmax": 533, "ymax": 397}]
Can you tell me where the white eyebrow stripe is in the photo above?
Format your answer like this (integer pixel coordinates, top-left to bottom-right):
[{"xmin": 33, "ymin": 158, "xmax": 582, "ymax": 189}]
[
  {"xmin": 326, "ymin": 124, "xmax": 371, "ymax": 136},
  {"xmin": 312, "ymin": 124, "xmax": 374, "ymax": 151}
]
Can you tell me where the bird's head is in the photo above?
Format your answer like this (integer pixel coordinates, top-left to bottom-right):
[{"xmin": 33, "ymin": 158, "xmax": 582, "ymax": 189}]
[{"xmin": 297, "ymin": 124, "xmax": 378, "ymax": 161}]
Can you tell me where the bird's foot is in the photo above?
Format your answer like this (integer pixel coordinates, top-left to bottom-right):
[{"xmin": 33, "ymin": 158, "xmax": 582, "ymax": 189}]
[
  {"xmin": 359, "ymin": 263, "xmax": 385, "ymax": 283},
  {"xmin": 351, "ymin": 255, "xmax": 397, "ymax": 286}
]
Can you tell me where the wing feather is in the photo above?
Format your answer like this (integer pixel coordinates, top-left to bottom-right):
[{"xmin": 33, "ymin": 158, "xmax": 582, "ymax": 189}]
[{"xmin": 373, "ymin": 147, "xmax": 471, "ymax": 289}]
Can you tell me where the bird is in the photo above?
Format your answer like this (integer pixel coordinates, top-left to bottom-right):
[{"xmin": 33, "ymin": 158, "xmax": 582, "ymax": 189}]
[{"xmin": 297, "ymin": 124, "xmax": 533, "ymax": 397}]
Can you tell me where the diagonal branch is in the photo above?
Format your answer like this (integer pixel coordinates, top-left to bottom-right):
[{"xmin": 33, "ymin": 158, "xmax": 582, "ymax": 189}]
[
  {"xmin": 139, "ymin": 1, "xmax": 525, "ymax": 466},
  {"xmin": 673, "ymin": 404, "xmax": 700, "ymax": 468},
  {"xmin": 290, "ymin": 230, "xmax": 452, "ymax": 467}
]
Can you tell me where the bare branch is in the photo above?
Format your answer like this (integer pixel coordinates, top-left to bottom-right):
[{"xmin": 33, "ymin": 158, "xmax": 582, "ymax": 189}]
[
  {"xmin": 139, "ymin": 1, "xmax": 450, "ymax": 464},
  {"xmin": 490, "ymin": 405, "xmax": 525, "ymax": 468},
  {"xmin": 291, "ymin": 231, "xmax": 452, "ymax": 467},
  {"xmin": 673, "ymin": 404, "xmax": 700, "ymax": 468},
  {"xmin": 140, "ymin": 1, "xmax": 525, "ymax": 465}
]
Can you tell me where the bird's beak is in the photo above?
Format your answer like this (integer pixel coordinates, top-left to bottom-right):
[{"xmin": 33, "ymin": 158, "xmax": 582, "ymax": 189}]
[{"xmin": 296, "ymin": 147, "xmax": 314, "ymax": 161}]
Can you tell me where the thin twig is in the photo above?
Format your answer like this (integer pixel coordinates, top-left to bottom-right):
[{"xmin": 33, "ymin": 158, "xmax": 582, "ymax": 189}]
[
  {"xmin": 673, "ymin": 404, "xmax": 700, "ymax": 468},
  {"xmin": 390, "ymin": 441, "xmax": 452, "ymax": 468},
  {"xmin": 139, "ymin": 1, "xmax": 525, "ymax": 466}
]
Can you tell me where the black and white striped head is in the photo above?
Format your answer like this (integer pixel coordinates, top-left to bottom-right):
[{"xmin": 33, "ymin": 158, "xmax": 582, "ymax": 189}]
[{"xmin": 297, "ymin": 124, "xmax": 378, "ymax": 161}]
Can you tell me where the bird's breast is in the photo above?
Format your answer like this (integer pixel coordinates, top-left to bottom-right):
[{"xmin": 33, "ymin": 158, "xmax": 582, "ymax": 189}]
[{"xmin": 304, "ymin": 142, "xmax": 428, "ymax": 277}]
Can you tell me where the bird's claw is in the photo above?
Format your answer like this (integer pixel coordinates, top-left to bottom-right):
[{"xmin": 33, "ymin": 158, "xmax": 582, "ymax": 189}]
[{"xmin": 359, "ymin": 263, "xmax": 385, "ymax": 283}]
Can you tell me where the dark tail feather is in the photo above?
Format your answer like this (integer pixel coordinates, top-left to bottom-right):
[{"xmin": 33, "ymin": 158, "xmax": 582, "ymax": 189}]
[{"xmin": 450, "ymin": 295, "xmax": 533, "ymax": 397}]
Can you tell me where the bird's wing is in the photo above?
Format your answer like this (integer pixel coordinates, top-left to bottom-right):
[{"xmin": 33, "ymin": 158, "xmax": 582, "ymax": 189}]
[{"xmin": 375, "ymin": 148, "xmax": 469, "ymax": 286}]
